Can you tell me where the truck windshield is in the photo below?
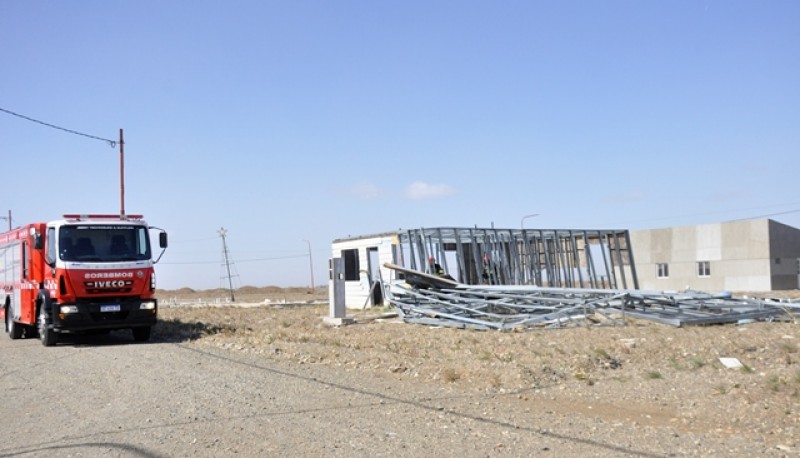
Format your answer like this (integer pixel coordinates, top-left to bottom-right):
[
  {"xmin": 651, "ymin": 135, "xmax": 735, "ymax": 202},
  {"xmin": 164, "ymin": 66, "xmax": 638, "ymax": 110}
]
[{"xmin": 59, "ymin": 225, "xmax": 151, "ymax": 262}]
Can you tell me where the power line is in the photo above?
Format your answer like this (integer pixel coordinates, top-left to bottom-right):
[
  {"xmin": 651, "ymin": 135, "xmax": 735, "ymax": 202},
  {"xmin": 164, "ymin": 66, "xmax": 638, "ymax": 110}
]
[
  {"xmin": 724, "ymin": 208, "xmax": 800, "ymax": 223},
  {"xmin": 604, "ymin": 202, "xmax": 800, "ymax": 227},
  {"xmin": 162, "ymin": 254, "xmax": 307, "ymax": 265},
  {"xmin": 236, "ymin": 254, "xmax": 308, "ymax": 263},
  {"xmin": 0, "ymin": 106, "xmax": 117, "ymax": 147}
]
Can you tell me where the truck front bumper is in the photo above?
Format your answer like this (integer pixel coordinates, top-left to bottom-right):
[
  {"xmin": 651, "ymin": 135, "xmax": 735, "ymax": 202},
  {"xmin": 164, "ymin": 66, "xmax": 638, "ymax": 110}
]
[{"xmin": 51, "ymin": 299, "xmax": 157, "ymax": 333}]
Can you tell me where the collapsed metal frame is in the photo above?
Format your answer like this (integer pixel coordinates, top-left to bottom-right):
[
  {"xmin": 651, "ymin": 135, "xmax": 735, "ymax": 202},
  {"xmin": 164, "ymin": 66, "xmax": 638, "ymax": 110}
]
[
  {"xmin": 396, "ymin": 227, "xmax": 638, "ymax": 290},
  {"xmin": 385, "ymin": 282, "xmax": 800, "ymax": 331}
]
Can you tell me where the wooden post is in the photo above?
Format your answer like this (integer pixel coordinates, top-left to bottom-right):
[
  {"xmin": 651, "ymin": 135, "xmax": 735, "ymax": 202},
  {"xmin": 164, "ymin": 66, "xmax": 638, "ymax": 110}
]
[{"xmin": 119, "ymin": 128, "xmax": 125, "ymax": 217}]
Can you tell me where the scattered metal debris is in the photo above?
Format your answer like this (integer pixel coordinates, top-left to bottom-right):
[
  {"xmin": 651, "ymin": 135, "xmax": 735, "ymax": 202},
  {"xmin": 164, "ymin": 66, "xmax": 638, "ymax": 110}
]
[{"xmin": 383, "ymin": 264, "xmax": 799, "ymax": 331}]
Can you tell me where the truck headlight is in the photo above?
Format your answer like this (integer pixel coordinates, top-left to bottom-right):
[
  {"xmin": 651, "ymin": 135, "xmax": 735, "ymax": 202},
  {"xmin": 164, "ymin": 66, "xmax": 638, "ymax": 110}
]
[
  {"xmin": 60, "ymin": 305, "xmax": 79, "ymax": 314},
  {"xmin": 139, "ymin": 302, "xmax": 156, "ymax": 310}
]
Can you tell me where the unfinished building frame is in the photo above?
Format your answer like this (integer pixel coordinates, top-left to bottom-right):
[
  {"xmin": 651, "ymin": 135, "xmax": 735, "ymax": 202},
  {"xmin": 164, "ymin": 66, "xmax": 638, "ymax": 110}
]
[{"xmin": 396, "ymin": 227, "xmax": 639, "ymax": 290}]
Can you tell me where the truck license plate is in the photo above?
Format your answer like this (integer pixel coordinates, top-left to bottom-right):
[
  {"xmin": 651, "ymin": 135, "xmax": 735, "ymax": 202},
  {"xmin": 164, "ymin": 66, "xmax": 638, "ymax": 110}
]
[{"xmin": 101, "ymin": 305, "xmax": 121, "ymax": 312}]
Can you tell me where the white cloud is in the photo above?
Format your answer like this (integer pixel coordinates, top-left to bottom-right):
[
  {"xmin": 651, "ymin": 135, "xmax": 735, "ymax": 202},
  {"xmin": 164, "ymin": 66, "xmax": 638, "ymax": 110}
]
[
  {"xmin": 349, "ymin": 182, "xmax": 385, "ymax": 200},
  {"xmin": 404, "ymin": 181, "xmax": 456, "ymax": 200}
]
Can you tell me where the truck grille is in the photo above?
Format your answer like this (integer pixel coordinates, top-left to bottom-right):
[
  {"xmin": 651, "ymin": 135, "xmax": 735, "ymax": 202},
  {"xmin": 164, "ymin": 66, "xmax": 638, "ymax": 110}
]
[
  {"xmin": 85, "ymin": 287, "xmax": 133, "ymax": 294},
  {"xmin": 89, "ymin": 311, "xmax": 130, "ymax": 322}
]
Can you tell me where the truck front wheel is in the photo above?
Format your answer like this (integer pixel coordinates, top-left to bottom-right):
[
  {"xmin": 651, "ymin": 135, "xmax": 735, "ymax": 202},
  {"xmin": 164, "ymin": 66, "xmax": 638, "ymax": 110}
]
[
  {"xmin": 6, "ymin": 305, "xmax": 23, "ymax": 340},
  {"xmin": 38, "ymin": 301, "xmax": 57, "ymax": 347}
]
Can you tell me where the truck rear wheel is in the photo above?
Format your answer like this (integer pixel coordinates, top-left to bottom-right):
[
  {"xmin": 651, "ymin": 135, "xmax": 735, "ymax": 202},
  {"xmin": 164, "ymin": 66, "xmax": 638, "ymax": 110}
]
[
  {"xmin": 38, "ymin": 302, "xmax": 57, "ymax": 347},
  {"xmin": 6, "ymin": 306, "xmax": 23, "ymax": 340},
  {"xmin": 132, "ymin": 326, "xmax": 151, "ymax": 342}
]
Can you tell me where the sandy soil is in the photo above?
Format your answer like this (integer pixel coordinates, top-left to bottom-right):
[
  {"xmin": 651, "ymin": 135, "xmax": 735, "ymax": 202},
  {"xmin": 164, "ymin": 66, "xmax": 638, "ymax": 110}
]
[{"xmin": 155, "ymin": 287, "xmax": 800, "ymax": 454}]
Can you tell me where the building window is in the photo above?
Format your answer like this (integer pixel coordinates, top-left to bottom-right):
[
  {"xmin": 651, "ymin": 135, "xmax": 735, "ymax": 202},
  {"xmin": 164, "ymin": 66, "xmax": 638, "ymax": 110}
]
[
  {"xmin": 697, "ymin": 261, "xmax": 711, "ymax": 277},
  {"xmin": 656, "ymin": 263, "xmax": 669, "ymax": 279},
  {"xmin": 342, "ymin": 249, "xmax": 359, "ymax": 281}
]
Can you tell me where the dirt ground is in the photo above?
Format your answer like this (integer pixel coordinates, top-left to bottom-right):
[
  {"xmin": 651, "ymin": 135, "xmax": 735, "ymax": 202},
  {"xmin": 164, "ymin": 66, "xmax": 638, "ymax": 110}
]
[{"xmin": 155, "ymin": 287, "xmax": 800, "ymax": 453}]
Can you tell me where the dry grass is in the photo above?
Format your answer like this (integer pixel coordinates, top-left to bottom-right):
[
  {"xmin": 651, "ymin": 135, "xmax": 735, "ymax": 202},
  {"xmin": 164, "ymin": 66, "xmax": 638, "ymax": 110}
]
[
  {"xmin": 157, "ymin": 303, "xmax": 799, "ymax": 400},
  {"xmin": 153, "ymin": 286, "xmax": 800, "ymax": 436},
  {"xmin": 155, "ymin": 287, "xmax": 800, "ymax": 391}
]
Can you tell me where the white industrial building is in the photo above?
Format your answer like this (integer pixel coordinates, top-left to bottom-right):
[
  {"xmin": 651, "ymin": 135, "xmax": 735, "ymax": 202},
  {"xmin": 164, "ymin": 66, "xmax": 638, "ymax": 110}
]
[{"xmin": 630, "ymin": 219, "xmax": 800, "ymax": 292}]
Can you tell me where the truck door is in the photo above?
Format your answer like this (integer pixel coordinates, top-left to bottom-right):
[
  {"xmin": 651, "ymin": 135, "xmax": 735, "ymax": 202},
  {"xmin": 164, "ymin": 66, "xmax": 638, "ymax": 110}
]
[
  {"xmin": 8, "ymin": 241, "xmax": 21, "ymax": 322},
  {"xmin": 19, "ymin": 240, "xmax": 36, "ymax": 325}
]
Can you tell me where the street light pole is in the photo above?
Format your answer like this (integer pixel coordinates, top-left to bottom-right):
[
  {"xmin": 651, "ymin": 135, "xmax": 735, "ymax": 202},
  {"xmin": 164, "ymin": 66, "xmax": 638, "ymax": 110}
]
[
  {"xmin": 520, "ymin": 213, "xmax": 540, "ymax": 229},
  {"xmin": 302, "ymin": 240, "xmax": 315, "ymax": 291}
]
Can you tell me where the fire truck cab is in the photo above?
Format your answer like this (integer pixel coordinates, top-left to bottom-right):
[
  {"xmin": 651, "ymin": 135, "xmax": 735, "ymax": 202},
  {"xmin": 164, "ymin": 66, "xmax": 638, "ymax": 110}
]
[{"xmin": 1, "ymin": 214, "xmax": 167, "ymax": 346}]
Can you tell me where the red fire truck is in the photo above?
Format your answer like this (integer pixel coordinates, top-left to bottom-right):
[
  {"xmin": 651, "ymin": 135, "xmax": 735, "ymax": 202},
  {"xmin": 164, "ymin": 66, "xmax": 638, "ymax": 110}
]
[{"xmin": 1, "ymin": 214, "xmax": 167, "ymax": 346}]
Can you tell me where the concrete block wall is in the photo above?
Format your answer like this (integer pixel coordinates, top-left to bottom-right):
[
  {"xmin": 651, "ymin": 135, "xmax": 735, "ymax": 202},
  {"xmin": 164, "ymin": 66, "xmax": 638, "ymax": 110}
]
[{"xmin": 630, "ymin": 219, "xmax": 791, "ymax": 292}]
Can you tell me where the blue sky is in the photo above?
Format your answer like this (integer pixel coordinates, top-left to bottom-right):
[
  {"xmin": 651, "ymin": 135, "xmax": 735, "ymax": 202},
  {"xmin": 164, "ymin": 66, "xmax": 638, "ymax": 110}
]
[{"xmin": 1, "ymin": 1, "xmax": 798, "ymax": 290}]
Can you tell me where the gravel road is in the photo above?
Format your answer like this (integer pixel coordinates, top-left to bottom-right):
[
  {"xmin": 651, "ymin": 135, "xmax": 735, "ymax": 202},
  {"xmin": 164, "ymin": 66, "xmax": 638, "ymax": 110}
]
[{"xmin": 0, "ymin": 325, "xmax": 795, "ymax": 457}]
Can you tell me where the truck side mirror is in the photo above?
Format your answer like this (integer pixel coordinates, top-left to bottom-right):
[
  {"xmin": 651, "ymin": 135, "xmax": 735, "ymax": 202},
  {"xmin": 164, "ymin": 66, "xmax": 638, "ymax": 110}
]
[{"xmin": 159, "ymin": 232, "xmax": 168, "ymax": 249}]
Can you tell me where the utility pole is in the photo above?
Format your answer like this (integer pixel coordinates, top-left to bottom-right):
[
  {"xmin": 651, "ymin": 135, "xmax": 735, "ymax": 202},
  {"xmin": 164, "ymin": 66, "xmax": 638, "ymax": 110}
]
[
  {"xmin": 219, "ymin": 227, "xmax": 236, "ymax": 302},
  {"xmin": 0, "ymin": 210, "xmax": 10, "ymax": 231},
  {"xmin": 119, "ymin": 129, "xmax": 125, "ymax": 217},
  {"xmin": 302, "ymin": 239, "xmax": 315, "ymax": 292}
]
